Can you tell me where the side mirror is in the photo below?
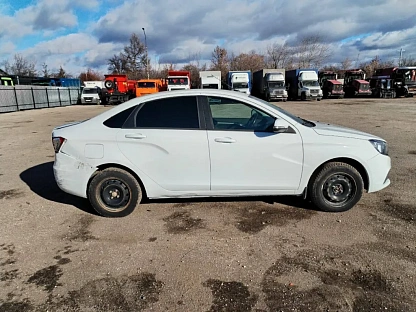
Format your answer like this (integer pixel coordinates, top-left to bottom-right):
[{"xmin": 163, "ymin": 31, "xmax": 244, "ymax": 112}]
[{"xmin": 273, "ymin": 119, "xmax": 290, "ymax": 133}]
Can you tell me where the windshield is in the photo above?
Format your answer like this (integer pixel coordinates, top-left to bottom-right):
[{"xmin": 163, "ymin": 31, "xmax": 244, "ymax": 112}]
[
  {"xmin": 138, "ymin": 81, "xmax": 156, "ymax": 88},
  {"xmin": 233, "ymin": 82, "xmax": 248, "ymax": 89},
  {"xmin": 82, "ymin": 88, "xmax": 99, "ymax": 94},
  {"xmin": 347, "ymin": 74, "xmax": 363, "ymax": 80},
  {"xmin": 322, "ymin": 74, "xmax": 336, "ymax": 81},
  {"xmin": 249, "ymin": 95, "xmax": 315, "ymax": 127},
  {"xmin": 168, "ymin": 77, "xmax": 188, "ymax": 85},
  {"xmin": 268, "ymin": 81, "xmax": 284, "ymax": 88},
  {"xmin": 302, "ymin": 80, "xmax": 319, "ymax": 87}
]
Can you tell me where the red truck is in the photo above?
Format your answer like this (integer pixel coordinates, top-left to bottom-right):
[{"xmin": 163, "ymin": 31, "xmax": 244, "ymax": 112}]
[
  {"xmin": 318, "ymin": 71, "xmax": 344, "ymax": 99},
  {"xmin": 167, "ymin": 70, "xmax": 191, "ymax": 91},
  {"xmin": 343, "ymin": 69, "xmax": 371, "ymax": 97},
  {"xmin": 103, "ymin": 74, "xmax": 136, "ymax": 105}
]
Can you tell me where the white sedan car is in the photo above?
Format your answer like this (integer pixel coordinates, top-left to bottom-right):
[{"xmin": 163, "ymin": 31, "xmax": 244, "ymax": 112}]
[{"xmin": 52, "ymin": 89, "xmax": 391, "ymax": 217}]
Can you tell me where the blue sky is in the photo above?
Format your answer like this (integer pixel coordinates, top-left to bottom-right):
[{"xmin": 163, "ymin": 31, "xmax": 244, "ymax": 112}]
[{"xmin": 1, "ymin": 0, "xmax": 416, "ymax": 76}]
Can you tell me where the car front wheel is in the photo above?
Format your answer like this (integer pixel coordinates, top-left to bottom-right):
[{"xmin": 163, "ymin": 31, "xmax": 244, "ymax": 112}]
[
  {"xmin": 309, "ymin": 162, "xmax": 363, "ymax": 212},
  {"xmin": 88, "ymin": 168, "xmax": 142, "ymax": 217}
]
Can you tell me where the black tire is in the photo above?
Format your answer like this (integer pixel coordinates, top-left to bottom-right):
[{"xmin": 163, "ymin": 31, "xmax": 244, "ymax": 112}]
[
  {"xmin": 301, "ymin": 92, "xmax": 306, "ymax": 101},
  {"xmin": 88, "ymin": 168, "xmax": 142, "ymax": 217},
  {"xmin": 308, "ymin": 162, "xmax": 363, "ymax": 212}
]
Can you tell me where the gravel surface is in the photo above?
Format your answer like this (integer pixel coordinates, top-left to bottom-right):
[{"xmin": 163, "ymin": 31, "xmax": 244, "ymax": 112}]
[{"xmin": 0, "ymin": 97, "xmax": 415, "ymax": 311}]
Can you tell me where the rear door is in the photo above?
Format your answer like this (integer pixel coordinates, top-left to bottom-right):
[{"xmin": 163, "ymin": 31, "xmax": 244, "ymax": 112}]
[{"xmin": 116, "ymin": 95, "xmax": 210, "ymax": 192}]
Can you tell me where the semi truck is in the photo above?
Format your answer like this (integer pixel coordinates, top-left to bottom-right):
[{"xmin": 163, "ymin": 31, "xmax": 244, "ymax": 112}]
[
  {"xmin": 343, "ymin": 69, "xmax": 371, "ymax": 97},
  {"xmin": 227, "ymin": 71, "xmax": 252, "ymax": 94},
  {"xmin": 252, "ymin": 69, "xmax": 287, "ymax": 102},
  {"xmin": 318, "ymin": 71, "xmax": 344, "ymax": 99},
  {"xmin": 167, "ymin": 70, "xmax": 191, "ymax": 91},
  {"xmin": 199, "ymin": 71, "xmax": 221, "ymax": 89},
  {"xmin": 103, "ymin": 74, "xmax": 136, "ymax": 105},
  {"xmin": 285, "ymin": 69, "xmax": 322, "ymax": 101}
]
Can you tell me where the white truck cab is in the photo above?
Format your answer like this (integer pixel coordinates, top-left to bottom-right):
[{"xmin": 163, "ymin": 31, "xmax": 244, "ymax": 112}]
[{"xmin": 298, "ymin": 71, "xmax": 323, "ymax": 100}]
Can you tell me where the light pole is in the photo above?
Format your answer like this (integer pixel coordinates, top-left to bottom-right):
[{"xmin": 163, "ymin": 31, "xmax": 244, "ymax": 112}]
[{"xmin": 142, "ymin": 27, "xmax": 150, "ymax": 79}]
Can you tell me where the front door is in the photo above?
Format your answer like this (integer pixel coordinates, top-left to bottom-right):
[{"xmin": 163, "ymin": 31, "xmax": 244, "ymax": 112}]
[
  {"xmin": 116, "ymin": 96, "xmax": 210, "ymax": 192},
  {"xmin": 205, "ymin": 96, "xmax": 303, "ymax": 192}
]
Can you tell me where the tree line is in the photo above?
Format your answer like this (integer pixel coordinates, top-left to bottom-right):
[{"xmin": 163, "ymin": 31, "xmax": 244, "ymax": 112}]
[{"xmin": 2, "ymin": 32, "xmax": 416, "ymax": 86}]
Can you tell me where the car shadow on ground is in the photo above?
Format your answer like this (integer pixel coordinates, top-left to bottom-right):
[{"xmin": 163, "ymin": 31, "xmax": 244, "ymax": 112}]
[{"xmin": 20, "ymin": 161, "xmax": 97, "ymax": 215}]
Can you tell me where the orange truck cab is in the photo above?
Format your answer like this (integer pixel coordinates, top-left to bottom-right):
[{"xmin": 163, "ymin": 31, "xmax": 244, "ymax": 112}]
[{"xmin": 136, "ymin": 79, "xmax": 167, "ymax": 97}]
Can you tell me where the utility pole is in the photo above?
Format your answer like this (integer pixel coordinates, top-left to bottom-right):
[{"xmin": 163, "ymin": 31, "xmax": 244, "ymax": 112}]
[
  {"xmin": 398, "ymin": 48, "xmax": 405, "ymax": 66},
  {"xmin": 142, "ymin": 27, "xmax": 150, "ymax": 79}
]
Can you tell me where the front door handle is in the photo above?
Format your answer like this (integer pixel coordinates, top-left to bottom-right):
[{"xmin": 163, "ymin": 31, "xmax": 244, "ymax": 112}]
[
  {"xmin": 125, "ymin": 133, "xmax": 147, "ymax": 139},
  {"xmin": 214, "ymin": 137, "xmax": 236, "ymax": 143}
]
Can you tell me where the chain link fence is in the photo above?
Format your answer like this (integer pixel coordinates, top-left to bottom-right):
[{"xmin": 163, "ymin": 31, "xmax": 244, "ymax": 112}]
[{"xmin": 0, "ymin": 85, "xmax": 81, "ymax": 113}]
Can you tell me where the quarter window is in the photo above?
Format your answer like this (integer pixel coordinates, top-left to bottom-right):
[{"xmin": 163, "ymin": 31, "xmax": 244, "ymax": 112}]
[
  {"xmin": 135, "ymin": 96, "xmax": 199, "ymax": 129},
  {"xmin": 207, "ymin": 96, "xmax": 274, "ymax": 132}
]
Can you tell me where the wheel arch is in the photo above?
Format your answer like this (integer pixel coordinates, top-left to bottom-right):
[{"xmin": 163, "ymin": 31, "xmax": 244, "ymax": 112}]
[
  {"xmin": 307, "ymin": 157, "xmax": 369, "ymax": 191},
  {"xmin": 87, "ymin": 163, "xmax": 148, "ymax": 199}
]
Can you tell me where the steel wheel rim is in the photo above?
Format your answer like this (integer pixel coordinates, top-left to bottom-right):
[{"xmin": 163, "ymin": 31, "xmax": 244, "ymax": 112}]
[
  {"xmin": 100, "ymin": 179, "xmax": 131, "ymax": 212},
  {"xmin": 322, "ymin": 173, "xmax": 356, "ymax": 207}
]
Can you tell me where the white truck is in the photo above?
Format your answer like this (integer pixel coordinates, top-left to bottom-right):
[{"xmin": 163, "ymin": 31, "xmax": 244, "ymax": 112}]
[
  {"xmin": 199, "ymin": 71, "xmax": 221, "ymax": 89},
  {"xmin": 252, "ymin": 69, "xmax": 287, "ymax": 101},
  {"xmin": 81, "ymin": 81, "xmax": 104, "ymax": 105},
  {"xmin": 286, "ymin": 69, "xmax": 323, "ymax": 101},
  {"xmin": 227, "ymin": 71, "xmax": 252, "ymax": 94}
]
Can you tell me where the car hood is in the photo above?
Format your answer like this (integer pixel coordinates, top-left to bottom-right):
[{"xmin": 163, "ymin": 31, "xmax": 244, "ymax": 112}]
[{"xmin": 312, "ymin": 121, "xmax": 382, "ymax": 140}]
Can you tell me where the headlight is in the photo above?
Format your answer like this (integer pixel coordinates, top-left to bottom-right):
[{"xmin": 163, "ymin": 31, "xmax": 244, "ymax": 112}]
[{"xmin": 369, "ymin": 139, "xmax": 388, "ymax": 155}]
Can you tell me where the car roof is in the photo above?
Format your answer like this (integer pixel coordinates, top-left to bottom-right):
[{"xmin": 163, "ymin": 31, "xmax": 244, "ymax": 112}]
[{"xmin": 91, "ymin": 89, "xmax": 258, "ymax": 123}]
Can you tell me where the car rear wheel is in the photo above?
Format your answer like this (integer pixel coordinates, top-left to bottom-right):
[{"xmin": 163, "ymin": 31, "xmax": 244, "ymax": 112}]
[
  {"xmin": 88, "ymin": 168, "xmax": 142, "ymax": 217},
  {"xmin": 309, "ymin": 162, "xmax": 363, "ymax": 212}
]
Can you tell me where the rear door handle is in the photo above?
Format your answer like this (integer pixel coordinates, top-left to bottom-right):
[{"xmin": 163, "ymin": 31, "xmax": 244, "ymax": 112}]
[
  {"xmin": 214, "ymin": 137, "xmax": 236, "ymax": 143},
  {"xmin": 125, "ymin": 133, "xmax": 147, "ymax": 139}
]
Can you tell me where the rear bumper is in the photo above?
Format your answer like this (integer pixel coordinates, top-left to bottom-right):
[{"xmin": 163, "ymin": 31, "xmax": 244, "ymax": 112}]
[
  {"xmin": 53, "ymin": 153, "xmax": 96, "ymax": 199},
  {"xmin": 366, "ymin": 154, "xmax": 391, "ymax": 193}
]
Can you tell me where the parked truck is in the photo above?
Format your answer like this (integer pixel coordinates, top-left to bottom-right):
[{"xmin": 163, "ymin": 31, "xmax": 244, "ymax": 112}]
[
  {"xmin": 83, "ymin": 80, "xmax": 105, "ymax": 89},
  {"xmin": 103, "ymin": 74, "xmax": 136, "ymax": 105},
  {"xmin": 343, "ymin": 69, "xmax": 371, "ymax": 97},
  {"xmin": 227, "ymin": 71, "xmax": 252, "ymax": 94},
  {"xmin": 136, "ymin": 79, "xmax": 167, "ymax": 97},
  {"xmin": 370, "ymin": 67, "xmax": 416, "ymax": 97},
  {"xmin": 285, "ymin": 69, "xmax": 322, "ymax": 101},
  {"xmin": 199, "ymin": 71, "xmax": 221, "ymax": 89},
  {"xmin": 167, "ymin": 70, "xmax": 191, "ymax": 91},
  {"xmin": 252, "ymin": 69, "xmax": 287, "ymax": 102},
  {"xmin": 318, "ymin": 71, "xmax": 344, "ymax": 99}
]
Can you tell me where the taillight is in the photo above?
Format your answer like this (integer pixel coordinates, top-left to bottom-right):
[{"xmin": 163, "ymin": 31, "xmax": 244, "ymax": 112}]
[{"xmin": 52, "ymin": 137, "xmax": 66, "ymax": 153}]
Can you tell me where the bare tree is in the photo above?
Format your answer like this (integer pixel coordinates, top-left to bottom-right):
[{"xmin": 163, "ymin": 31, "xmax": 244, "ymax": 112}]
[
  {"xmin": 79, "ymin": 68, "xmax": 104, "ymax": 83},
  {"xmin": 51, "ymin": 66, "xmax": 72, "ymax": 78},
  {"xmin": 42, "ymin": 63, "xmax": 50, "ymax": 77},
  {"xmin": 108, "ymin": 53, "xmax": 129, "ymax": 74},
  {"xmin": 340, "ymin": 57, "xmax": 353, "ymax": 71},
  {"xmin": 2, "ymin": 54, "xmax": 37, "ymax": 76},
  {"xmin": 266, "ymin": 43, "xmax": 293, "ymax": 69},
  {"xmin": 294, "ymin": 35, "xmax": 331, "ymax": 68},
  {"xmin": 401, "ymin": 57, "xmax": 416, "ymax": 66},
  {"xmin": 123, "ymin": 32, "xmax": 147, "ymax": 79},
  {"xmin": 210, "ymin": 46, "xmax": 229, "ymax": 81},
  {"xmin": 229, "ymin": 51, "xmax": 265, "ymax": 72}
]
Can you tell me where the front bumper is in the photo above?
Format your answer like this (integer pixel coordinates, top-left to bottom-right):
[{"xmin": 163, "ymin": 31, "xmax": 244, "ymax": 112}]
[
  {"xmin": 81, "ymin": 97, "xmax": 101, "ymax": 104},
  {"xmin": 306, "ymin": 94, "xmax": 322, "ymax": 100},
  {"xmin": 366, "ymin": 153, "xmax": 391, "ymax": 193},
  {"xmin": 53, "ymin": 153, "xmax": 96, "ymax": 199}
]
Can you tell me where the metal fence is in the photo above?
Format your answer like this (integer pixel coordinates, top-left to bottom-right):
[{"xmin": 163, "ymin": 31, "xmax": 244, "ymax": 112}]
[{"xmin": 0, "ymin": 85, "xmax": 81, "ymax": 113}]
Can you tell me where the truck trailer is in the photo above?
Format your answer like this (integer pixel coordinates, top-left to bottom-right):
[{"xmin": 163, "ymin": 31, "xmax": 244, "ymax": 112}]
[
  {"xmin": 252, "ymin": 69, "xmax": 287, "ymax": 102},
  {"xmin": 227, "ymin": 71, "xmax": 252, "ymax": 94},
  {"xmin": 199, "ymin": 71, "xmax": 221, "ymax": 89},
  {"xmin": 285, "ymin": 69, "xmax": 322, "ymax": 101},
  {"xmin": 167, "ymin": 70, "xmax": 191, "ymax": 91}
]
